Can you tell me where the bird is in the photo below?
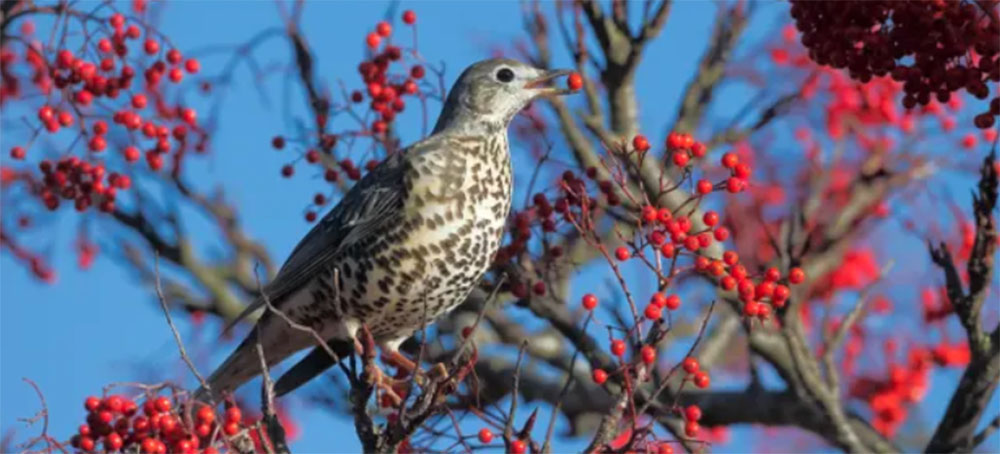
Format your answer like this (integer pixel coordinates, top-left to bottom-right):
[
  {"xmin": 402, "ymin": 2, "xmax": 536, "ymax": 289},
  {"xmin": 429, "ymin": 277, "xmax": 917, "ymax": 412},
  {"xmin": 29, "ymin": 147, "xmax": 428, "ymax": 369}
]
[{"xmin": 194, "ymin": 58, "xmax": 574, "ymax": 401}]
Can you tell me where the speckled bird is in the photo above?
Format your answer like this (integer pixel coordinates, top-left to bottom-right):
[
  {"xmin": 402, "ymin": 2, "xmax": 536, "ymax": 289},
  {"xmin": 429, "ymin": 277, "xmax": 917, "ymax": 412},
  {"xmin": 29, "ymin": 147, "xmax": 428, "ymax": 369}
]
[{"xmin": 195, "ymin": 59, "xmax": 574, "ymax": 400}]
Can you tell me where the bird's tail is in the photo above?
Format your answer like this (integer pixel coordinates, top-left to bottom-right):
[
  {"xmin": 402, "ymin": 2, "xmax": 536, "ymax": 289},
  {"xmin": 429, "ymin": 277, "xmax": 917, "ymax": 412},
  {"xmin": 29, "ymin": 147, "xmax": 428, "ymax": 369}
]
[{"xmin": 192, "ymin": 315, "xmax": 311, "ymax": 403}]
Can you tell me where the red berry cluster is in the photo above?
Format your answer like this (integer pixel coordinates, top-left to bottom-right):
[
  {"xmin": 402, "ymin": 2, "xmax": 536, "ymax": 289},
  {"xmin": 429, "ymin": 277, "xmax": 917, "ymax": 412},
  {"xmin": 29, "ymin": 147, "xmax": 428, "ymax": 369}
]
[
  {"xmin": 354, "ymin": 12, "xmax": 423, "ymax": 135},
  {"xmin": 789, "ymin": 0, "xmax": 999, "ymax": 128},
  {"xmin": 37, "ymin": 157, "xmax": 131, "ymax": 212},
  {"xmin": 3, "ymin": 10, "xmax": 204, "ymax": 215},
  {"xmin": 70, "ymin": 394, "xmax": 245, "ymax": 454}
]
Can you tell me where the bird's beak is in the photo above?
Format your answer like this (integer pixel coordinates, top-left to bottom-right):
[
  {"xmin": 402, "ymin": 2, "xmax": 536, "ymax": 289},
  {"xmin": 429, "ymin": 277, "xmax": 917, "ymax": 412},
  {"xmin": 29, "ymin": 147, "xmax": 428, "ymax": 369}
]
[{"xmin": 524, "ymin": 69, "xmax": 574, "ymax": 96}]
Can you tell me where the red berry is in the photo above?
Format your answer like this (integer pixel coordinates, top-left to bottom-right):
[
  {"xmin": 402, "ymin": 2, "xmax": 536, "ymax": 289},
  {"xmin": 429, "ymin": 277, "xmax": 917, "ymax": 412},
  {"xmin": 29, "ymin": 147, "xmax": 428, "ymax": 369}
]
[
  {"xmin": 141, "ymin": 437, "xmax": 158, "ymax": 453},
  {"xmin": 665, "ymin": 294, "xmax": 681, "ymax": 310},
  {"xmin": 611, "ymin": 339, "xmax": 626, "ymax": 357},
  {"xmin": 696, "ymin": 179, "xmax": 713, "ymax": 195},
  {"xmin": 713, "ymin": 227, "xmax": 730, "ymax": 242},
  {"xmin": 721, "ymin": 152, "xmax": 738, "ymax": 168},
  {"xmin": 691, "ymin": 141, "xmax": 706, "ymax": 157},
  {"xmin": 509, "ymin": 440, "xmax": 526, "ymax": 454},
  {"xmin": 225, "ymin": 406, "xmax": 242, "ymax": 423},
  {"xmin": 566, "ymin": 72, "xmax": 583, "ymax": 91},
  {"xmin": 478, "ymin": 428, "xmax": 494, "ymax": 444},
  {"xmin": 402, "ymin": 10, "xmax": 417, "ymax": 24},
  {"xmin": 365, "ymin": 32, "xmax": 381, "ymax": 49},
  {"xmin": 641, "ymin": 345, "xmax": 656, "ymax": 364},
  {"xmin": 88, "ymin": 135, "xmax": 107, "ymax": 152},
  {"xmin": 726, "ymin": 177, "xmax": 744, "ymax": 193},
  {"xmin": 153, "ymin": 396, "xmax": 171, "ymax": 412},
  {"xmin": 10, "ymin": 146, "xmax": 25, "ymax": 159},
  {"xmin": 184, "ymin": 59, "xmax": 200, "ymax": 73},
  {"xmin": 143, "ymin": 39, "xmax": 159, "ymax": 55},
  {"xmin": 305, "ymin": 211, "xmax": 317, "ymax": 222},
  {"xmin": 659, "ymin": 444, "xmax": 674, "ymax": 454},
  {"xmin": 788, "ymin": 267, "xmax": 805, "ymax": 284},
  {"xmin": 684, "ymin": 404, "xmax": 702, "ymax": 421},
  {"xmin": 132, "ymin": 94, "xmax": 148, "ymax": 109},
  {"xmin": 671, "ymin": 151, "xmax": 690, "ymax": 167},
  {"xmin": 592, "ymin": 368, "xmax": 608, "ymax": 384},
  {"xmin": 703, "ymin": 211, "xmax": 719, "ymax": 227},
  {"xmin": 582, "ymin": 293, "xmax": 598, "ymax": 310},
  {"xmin": 684, "ymin": 420, "xmax": 700, "ymax": 437},
  {"xmin": 281, "ymin": 165, "xmax": 294, "ymax": 177},
  {"xmin": 79, "ymin": 436, "xmax": 95, "ymax": 452},
  {"xmin": 272, "ymin": 136, "xmax": 285, "ymax": 149},
  {"xmin": 632, "ymin": 134, "xmax": 650, "ymax": 152},
  {"xmin": 110, "ymin": 13, "xmax": 125, "ymax": 28},
  {"xmin": 166, "ymin": 49, "xmax": 182, "ymax": 64},
  {"xmin": 693, "ymin": 370, "xmax": 710, "ymax": 388},
  {"xmin": 666, "ymin": 132, "xmax": 685, "ymax": 150},
  {"xmin": 615, "ymin": 246, "xmax": 630, "ymax": 261},
  {"xmin": 104, "ymin": 395, "xmax": 124, "ymax": 412},
  {"xmin": 376, "ymin": 21, "xmax": 392, "ymax": 37},
  {"xmin": 682, "ymin": 357, "xmax": 699, "ymax": 374},
  {"xmin": 105, "ymin": 433, "xmax": 123, "ymax": 451},
  {"xmin": 644, "ymin": 304, "xmax": 662, "ymax": 321}
]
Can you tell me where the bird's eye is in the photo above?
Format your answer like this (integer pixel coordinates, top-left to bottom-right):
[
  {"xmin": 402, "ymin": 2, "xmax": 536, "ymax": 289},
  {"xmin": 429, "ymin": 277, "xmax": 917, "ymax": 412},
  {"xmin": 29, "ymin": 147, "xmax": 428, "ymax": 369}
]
[{"xmin": 495, "ymin": 68, "xmax": 515, "ymax": 83}]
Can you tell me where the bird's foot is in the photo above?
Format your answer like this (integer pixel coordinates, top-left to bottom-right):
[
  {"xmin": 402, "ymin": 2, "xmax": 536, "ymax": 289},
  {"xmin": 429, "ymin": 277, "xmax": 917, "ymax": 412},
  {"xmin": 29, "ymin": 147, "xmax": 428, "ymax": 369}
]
[
  {"xmin": 381, "ymin": 351, "xmax": 450, "ymax": 387},
  {"xmin": 363, "ymin": 363, "xmax": 406, "ymax": 405}
]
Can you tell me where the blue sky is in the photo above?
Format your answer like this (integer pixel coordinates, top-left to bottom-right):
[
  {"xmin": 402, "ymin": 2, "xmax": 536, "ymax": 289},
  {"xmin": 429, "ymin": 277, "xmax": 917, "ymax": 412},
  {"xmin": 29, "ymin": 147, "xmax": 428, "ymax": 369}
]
[{"xmin": 2, "ymin": 1, "xmax": 997, "ymax": 453}]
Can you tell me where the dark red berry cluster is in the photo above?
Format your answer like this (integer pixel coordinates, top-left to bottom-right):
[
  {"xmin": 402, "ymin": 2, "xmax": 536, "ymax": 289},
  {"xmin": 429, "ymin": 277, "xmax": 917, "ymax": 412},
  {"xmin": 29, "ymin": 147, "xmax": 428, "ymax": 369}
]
[
  {"xmin": 37, "ymin": 156, "xmax": 131, "ymax": 213},
  {"xmin": 789, "ymin": 0, "xmax": 999, "ymax": 128}
]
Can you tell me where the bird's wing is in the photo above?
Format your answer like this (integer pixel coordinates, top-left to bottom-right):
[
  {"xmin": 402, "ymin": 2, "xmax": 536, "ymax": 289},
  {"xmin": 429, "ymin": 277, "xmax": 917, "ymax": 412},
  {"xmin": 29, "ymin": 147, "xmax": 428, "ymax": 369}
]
[{"xmin": 226, "ymin": 149, "xmax": 411, "ymax": 330}]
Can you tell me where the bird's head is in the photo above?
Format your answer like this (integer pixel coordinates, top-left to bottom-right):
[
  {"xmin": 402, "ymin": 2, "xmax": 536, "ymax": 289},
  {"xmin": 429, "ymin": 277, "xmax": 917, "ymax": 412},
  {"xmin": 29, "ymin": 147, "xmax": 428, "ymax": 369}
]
[{"xmin": 432, "ymin": 58, "xmax": 575, "ymax": 134}]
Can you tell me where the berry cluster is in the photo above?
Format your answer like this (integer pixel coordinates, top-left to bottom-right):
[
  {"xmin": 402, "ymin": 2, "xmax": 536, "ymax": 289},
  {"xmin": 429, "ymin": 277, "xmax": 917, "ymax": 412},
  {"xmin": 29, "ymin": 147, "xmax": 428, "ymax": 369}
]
[
  {"xmin": 355, "ymin": 12, "xmax": 422, "ymax": 135},
  {"xmin": 36, "ymin": 156, "xmax": 131, "ymax": 212},
  {"xmin": 789, "ymin": 0, "xmax": 999, "ymax": 128},
  {"xmin": 3, "ymin": 8, "xmax": 204, "ymax": 216},
  {"xmin": 70, "ymin": 394, "xmax": 247, "ymax": 454}
]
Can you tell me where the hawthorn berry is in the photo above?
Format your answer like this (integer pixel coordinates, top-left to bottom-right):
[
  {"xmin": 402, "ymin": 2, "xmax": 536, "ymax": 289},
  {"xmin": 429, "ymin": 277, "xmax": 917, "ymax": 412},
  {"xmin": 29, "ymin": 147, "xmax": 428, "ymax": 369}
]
[
  {"xmin": 143, "ymin": 39, "xmax": 159, "ymax": 55},
  {"xmin": 671, "ymin": 150, "xmax": 690, "ymax": 167},
  {"xmin": 641, "ymin": 345, "xmax": 656, "ymax": 364},
  {"xmin": 592, "ymin": 368, "xmax": 608, "ymax": 384},
  {"xmin": 693, "ymin": 370, "xmax": 710, "ymax": 388},
  {"xmin": 582, "ymin": 293, "xmax": 598, "ymax": 310},
  {"xmin": 185, "ymin": 59, "xmax": 200, "ymax": 73},
  {"xmin": 479, "ymin": 428, "xmax": 494, "ymax": 444},
  {"xmin": 376, "ymin": 21, "xmax": 392, "ymax": 37},
  {"xmin": 644, "ymin": 304, "xmax": 662, "ymax": 321},
  {"xmin": 566, "ymin": 72, "xmax": 583, "ymax": 91},
  {"xmin": 79, "ymin": 436, "xmax": 95, "ymax": 452},
  {"xmin": 632, "ymin": 134, "xmax": 650, "ymax": 152},
  {"xmin": 10, "ymin": 146, "xmax": 25, "ymax": 159},
  {"xmin": 365, "ymin": 32, "xmax": 381, "ymax": 49},
  {"xmin": 682, "ymin": 357, "xmax": 699, "ymax": 374},
  {"xmin": 611, "ymin": 339, "xmax": 626, "ymax": 357},
  {"xmin": 509, "ymin": 439, "xmax": 526, "ymax": 454},
  {"xmin": 684, "ymin": 404, "xmax": 702, "ymax": 421},
  {"xmin": 402, "ymin": 10, "xmax": 417, "ymax": 24},
  {"xmin": 225, "ymin": 406, "xmax": 242, "ymax": 423},
  {"xmin": 721, "ymin": 152, "xmax": 738, "ymax": 168},
  {"xmin": 272, "ymin": 136, "xmax": 285, "ymax": 149},
  {"xmin": 684, "ymin": 420, "xmax": 700, "ymax": 437},
  {"xmin": 788, "ymin": 267, "xmax": 805, "ymax": 284},
  {"xmin": 665, "ymin": 294, "xmax": 681, "ymax": 310},
  {"xmin": 614, "ymin": 246, "xmax": 630, "ymax": 261},
  {"xmin": 696, "ymin": 179, "xmax": 713, "ymax": 195}
]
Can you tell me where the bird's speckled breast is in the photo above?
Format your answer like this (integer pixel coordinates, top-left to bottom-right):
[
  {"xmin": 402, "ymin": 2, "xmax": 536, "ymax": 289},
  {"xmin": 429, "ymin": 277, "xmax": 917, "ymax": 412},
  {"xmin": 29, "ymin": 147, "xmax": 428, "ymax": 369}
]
[{"xmin": 328, "ymin": 134, "xmax": 511, "ymax": 346}]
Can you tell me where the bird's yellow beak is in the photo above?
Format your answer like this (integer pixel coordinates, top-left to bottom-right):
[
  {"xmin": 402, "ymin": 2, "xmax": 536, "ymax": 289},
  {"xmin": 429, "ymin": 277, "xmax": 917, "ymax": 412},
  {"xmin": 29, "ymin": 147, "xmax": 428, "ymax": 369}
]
[{"xmin": 524, "ymin": 69, "xmax": 574, "ymax": 95}]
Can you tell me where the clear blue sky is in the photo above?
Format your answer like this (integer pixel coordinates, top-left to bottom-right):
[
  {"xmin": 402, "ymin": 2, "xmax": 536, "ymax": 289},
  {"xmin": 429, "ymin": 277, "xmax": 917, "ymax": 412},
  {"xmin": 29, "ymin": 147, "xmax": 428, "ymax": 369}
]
[{"xmin": 2, "ymin": 1, "xmax": 996, "ymax": 453}]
